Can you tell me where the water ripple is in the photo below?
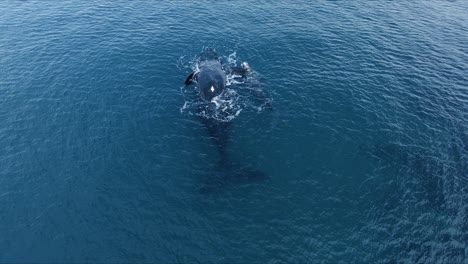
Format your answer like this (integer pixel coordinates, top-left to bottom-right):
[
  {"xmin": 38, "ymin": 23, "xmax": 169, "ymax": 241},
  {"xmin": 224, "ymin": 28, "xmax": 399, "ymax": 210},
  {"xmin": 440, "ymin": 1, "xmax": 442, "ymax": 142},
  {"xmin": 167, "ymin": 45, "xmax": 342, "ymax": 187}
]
[{"xmin": 1, "ymin": 0, "xmax": 467, "ymax": 262}]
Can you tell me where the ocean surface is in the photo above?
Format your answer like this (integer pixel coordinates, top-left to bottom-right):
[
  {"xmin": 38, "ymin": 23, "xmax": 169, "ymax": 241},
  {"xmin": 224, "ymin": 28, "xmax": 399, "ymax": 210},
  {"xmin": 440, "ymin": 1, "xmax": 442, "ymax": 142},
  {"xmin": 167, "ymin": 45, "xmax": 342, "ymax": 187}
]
[{"xmin": 1, "ymin": 1, "xmax": 467, "ymax": 263}]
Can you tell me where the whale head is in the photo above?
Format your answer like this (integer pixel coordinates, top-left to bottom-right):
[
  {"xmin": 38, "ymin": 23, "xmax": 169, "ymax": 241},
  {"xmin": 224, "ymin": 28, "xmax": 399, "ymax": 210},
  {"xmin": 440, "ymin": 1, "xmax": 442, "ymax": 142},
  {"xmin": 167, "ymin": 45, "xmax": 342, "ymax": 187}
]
[{"xmin": 197, "ymin": 65, "xmax": 226, "ymax": 102}]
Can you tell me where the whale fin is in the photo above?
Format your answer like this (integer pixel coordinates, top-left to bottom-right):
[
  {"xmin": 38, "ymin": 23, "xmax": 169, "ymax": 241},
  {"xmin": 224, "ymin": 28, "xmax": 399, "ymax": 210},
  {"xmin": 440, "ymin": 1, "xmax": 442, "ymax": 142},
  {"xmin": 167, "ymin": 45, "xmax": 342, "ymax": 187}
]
[{"xmin": 184, "ymin": 71, "xmax": 195, "ymax": 85}]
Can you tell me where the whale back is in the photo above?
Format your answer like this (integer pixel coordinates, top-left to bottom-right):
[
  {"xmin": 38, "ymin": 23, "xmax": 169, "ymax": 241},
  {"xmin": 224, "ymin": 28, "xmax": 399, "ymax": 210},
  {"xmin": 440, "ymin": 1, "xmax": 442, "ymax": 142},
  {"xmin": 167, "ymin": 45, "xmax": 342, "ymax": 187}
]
[{"xmin": 197, "ymin": 60, "xmax": 226, "ymax": 101}]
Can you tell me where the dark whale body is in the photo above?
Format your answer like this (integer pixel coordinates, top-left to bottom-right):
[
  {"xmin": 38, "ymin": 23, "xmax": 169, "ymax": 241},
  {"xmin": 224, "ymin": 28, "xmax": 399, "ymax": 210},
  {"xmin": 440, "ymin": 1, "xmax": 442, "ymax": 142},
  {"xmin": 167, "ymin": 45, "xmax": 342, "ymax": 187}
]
[
  {"xmin": 184, "ymin": 49, "xmax": 267, "ymax": 191},
  {"xmin": 197, "ymin": 60, "xmax": 226, "ymax": 102},
  {"xmin": 184, "ymin": 50, "xmax": 230, "ymax": 158}
]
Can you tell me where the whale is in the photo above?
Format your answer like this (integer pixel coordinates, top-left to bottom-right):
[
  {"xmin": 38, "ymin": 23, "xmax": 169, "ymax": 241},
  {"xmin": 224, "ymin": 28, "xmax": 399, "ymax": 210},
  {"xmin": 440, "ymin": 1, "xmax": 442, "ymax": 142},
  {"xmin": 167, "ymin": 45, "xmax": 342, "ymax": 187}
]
[
  {"xmin": 184, "ymin": 49, "xmax": 249, "ymax": 102},
  {"xmin": 184, "ymin": 49, "xmax": 231, "ymax": 158},
  {"xmin": 185, "ymin": 61, "xmax": 226, "ymax": 102},
  {"xmin": 184, "ymin": 49, "xmax": 267, "ymax": 192}
]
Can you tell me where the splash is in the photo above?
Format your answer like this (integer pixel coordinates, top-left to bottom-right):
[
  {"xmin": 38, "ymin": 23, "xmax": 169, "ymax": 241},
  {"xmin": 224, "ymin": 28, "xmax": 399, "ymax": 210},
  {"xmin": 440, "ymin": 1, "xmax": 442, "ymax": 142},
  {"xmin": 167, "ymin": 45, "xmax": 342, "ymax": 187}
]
[
  {"xmin": 226, "ymin": 51, "xmax": 237, "ymax": 66},
  {"xmin": 180, "ymin": 88, "xmax": 243, "ymax": 122},
  {"xmin": 209, "ymin": 88, "xmax": 243, "ymax": 122}
]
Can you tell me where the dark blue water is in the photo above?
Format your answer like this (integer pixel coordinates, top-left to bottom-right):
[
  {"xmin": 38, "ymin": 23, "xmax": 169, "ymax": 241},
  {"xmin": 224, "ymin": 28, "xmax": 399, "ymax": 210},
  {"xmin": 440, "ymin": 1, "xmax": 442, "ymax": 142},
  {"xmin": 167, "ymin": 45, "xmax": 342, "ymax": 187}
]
[{"xmin": 1, "ymin": 1, "xmax": 467, "ymax": 263}]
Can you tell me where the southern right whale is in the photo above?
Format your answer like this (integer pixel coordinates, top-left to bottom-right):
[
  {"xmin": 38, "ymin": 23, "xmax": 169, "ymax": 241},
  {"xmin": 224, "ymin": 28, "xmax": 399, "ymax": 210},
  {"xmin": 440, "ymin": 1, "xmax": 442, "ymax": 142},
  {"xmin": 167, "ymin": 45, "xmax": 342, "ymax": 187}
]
[{"xmin": 184, "ymin": 49, "xmax": 269, "ymax": 191}]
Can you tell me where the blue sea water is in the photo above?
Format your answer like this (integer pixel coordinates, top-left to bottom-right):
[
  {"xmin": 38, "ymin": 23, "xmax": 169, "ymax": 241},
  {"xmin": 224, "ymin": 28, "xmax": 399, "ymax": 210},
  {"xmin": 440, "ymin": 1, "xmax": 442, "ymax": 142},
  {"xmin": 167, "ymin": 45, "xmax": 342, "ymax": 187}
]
[{"xmin": 1, "ymin": 1, "xmax": 467, "ymax": 263}]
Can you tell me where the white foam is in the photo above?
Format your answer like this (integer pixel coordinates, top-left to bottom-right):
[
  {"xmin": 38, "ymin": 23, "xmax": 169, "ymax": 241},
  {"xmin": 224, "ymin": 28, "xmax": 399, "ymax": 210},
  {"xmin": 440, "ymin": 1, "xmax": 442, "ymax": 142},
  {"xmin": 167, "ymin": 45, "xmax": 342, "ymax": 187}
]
[{"xmin": 227, "ymin": 51, "xmax": 237, "ymax": 66}]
